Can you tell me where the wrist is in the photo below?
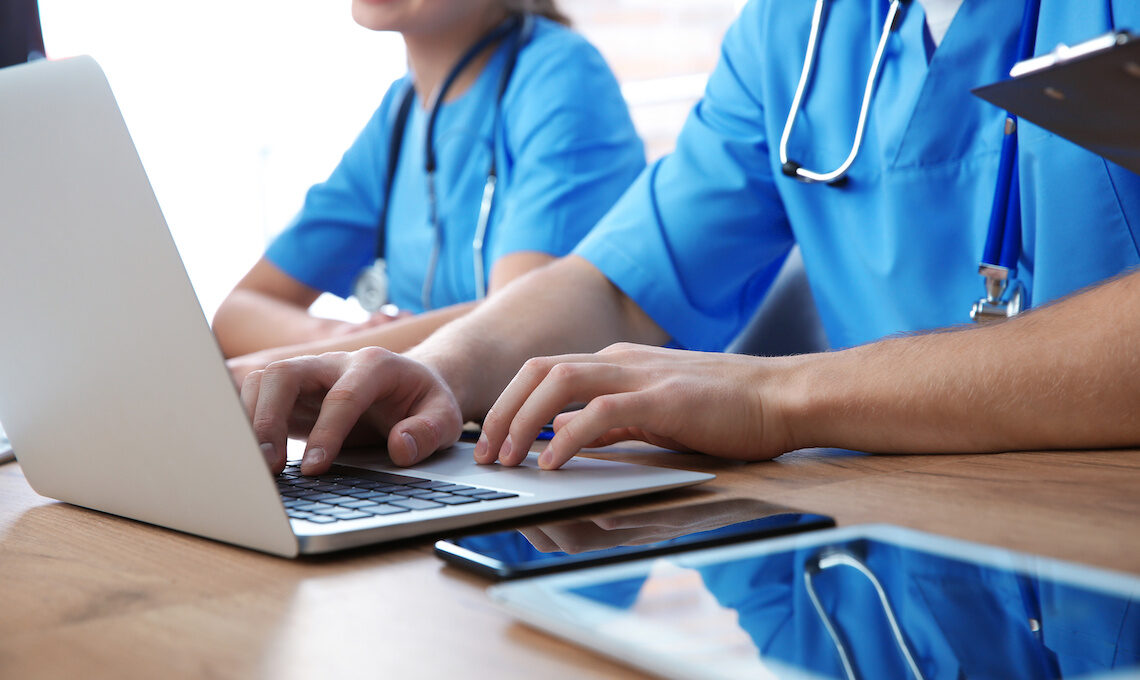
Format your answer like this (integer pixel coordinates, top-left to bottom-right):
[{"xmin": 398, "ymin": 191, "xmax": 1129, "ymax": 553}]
[
  {"xmin": 406, "ymin": 345, "xmax": 479, "ymax": 421},
  {"xmin": 763, "ymin": 351, "xmax": 844, "ymax": 452}
]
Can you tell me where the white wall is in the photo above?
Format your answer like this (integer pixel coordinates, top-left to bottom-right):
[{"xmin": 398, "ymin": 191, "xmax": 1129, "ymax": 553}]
[{"xmin": 39, "ymin": 0, "xmax": 406, "ymax": 320}]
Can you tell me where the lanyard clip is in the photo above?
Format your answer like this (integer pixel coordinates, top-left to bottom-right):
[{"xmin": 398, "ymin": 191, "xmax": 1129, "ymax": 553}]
[{"xmin": 970, "ymin": 264, "xmax": 1024, "ymax": 322}]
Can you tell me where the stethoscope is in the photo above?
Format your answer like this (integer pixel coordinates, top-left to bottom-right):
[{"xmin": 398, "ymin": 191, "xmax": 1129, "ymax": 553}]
[
  {"xmin": 804, "ymin": 550, "xmax": 926, "ymax": 680},
  {"xmin": 778, "ymin": 0, "xmax": 1041, "ymax": 322},
  {"xmin": 353, "ymin": 13, "xmax": 534, "ymax": 314}
]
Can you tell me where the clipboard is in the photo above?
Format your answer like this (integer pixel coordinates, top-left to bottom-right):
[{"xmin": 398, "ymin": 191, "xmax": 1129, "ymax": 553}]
[{"xmin": 973, "ymin": 31, "xmax": 1140, "ymax": 174}]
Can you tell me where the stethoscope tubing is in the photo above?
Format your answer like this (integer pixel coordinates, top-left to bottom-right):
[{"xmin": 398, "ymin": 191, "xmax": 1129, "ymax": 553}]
[
  {"xmin": 360, "ymin": 14, "xmax": 531, "ymax": 313},
  {"xmin": 779, "ymin": 0, "xmax": 906, "ymax": 185}
]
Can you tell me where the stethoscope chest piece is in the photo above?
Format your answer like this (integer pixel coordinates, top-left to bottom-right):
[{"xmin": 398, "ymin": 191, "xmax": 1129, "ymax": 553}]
[{"xmin": 354, "ymin": 259, "xmax": 389, "ymax": 313}]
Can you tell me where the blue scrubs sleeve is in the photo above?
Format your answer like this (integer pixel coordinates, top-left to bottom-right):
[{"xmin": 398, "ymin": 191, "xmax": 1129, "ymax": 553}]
[
  {"xmin": 265, "ymin": 84, "xmax": 402, "ymax": 298},
  {"xmin": 574, "ymin": 1, "xmax": 794, "ymax": 351},
  {"xmin": 490, "ymin": 35, "xmax": 645, "ymax": 266}
]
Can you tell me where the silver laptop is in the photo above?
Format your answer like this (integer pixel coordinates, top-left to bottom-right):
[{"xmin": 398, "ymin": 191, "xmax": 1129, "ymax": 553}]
[{"xmin": 0, "ymin": 56, "xmax": 712, "ymax": 558}]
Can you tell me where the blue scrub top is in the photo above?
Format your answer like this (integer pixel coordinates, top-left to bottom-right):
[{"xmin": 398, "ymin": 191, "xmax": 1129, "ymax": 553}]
[
  {"xmin": 267, "ymin": 17, "xmax": 645, "ymax": 313},
  {"xmin": 576, "ymin": 0, "xmax": 1140, "ymax": 351}
]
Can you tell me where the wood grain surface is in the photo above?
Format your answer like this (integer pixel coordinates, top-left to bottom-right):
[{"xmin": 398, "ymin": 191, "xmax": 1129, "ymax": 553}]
[{"xmin": 2, "ymin": 445, "xmax": 1138, "ymax": 679}]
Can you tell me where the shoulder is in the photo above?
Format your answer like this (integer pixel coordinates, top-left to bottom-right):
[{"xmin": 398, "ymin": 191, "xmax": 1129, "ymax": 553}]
[
  {"xmin": 361, "ymin": 74, "xmax": 414, "ymax": 133},
  {"xmin": 509, "ymin": 17, "xmax": 618, "ymax": 97}
]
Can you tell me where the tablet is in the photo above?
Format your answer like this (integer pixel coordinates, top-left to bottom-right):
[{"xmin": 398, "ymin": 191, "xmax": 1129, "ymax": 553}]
[
  {"xmin": 973, "ymin": 31, "xmax": 1140, "ymax": 173},
  {"xmin": 490, "ymin": 524, "xmax": 1140, "ymax": 680}
]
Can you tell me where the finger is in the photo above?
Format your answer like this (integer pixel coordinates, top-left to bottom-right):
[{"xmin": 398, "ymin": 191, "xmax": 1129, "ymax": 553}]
[
  {"xmin": 476, "ymin": 353, "xmax": 598, "ymax": 465},
  {"xmin": 499, "ymin": 361, "xmax": 627, "ymax": 467},
  {"xmin": 240, "ymin": 369, "xmax": 263, "ymax": 422},
  {"xmin": 249, "ymin": 363, "xmax": 307, "ymax": 474},
  {"xmin": 517, "ymin": 526, "xmax": 563, "ymax": 554},
  {"xmin": 385, "ymin": 387, "xmax": 463, "ymax": 467},
  {"xmin": 240, "ymin": 370, "xmax": 282, "ymax": 471},
  {"xmin": 302, "ymin": 354, "xmax": 392, "ymax": 475},
  {"xmin": 538, "ymin": 391, "xmax": 651, "ymax": 470},
  {"xmin": 553, "ymin": 411, "xmax": 641, "ymax": 449}
]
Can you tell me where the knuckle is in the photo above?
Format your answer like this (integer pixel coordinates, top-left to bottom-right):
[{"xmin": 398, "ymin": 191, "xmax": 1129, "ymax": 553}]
[
  {"xmin": 589, "ymin": 394, "xmax": 622, "ymax": 418},
  {"xmin": 520, "ymin": 356, "xmax": 552, "ymax": 376},
  {"xmin": 323, "ymin": 386, "xmax": 363, "ymax": 411},
  {"xmin": 600, "ymin": 342, "xmax": 638, "ymax": 358},
  {"xmin": 353, "ymin": 346, "xmax": 391, "ymax": 365},
  {"xmin": 547, "ymin": 362, "xmax": 580, "ymax": 383},
  {"xmin": 251, "ymin": 411, "xmax": 281, "ymax": 434},
  {"xmin": 481, "ymin": 410, "xmax": 505, "ymax": 434}
]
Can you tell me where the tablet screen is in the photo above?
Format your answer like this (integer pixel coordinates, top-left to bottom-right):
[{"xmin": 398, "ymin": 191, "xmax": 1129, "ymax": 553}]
[{"xmin": 491, "ymin": 525, "xmax": 1140, "ymax": 680}]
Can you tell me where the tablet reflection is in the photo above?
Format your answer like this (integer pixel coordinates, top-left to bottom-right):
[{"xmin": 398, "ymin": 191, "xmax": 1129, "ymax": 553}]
[{"xmin": 567, "ymin": 537, "xmax": 1140, "ymax": 679}]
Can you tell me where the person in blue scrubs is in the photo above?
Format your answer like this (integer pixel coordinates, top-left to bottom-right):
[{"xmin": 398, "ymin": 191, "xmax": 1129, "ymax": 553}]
[
  {"xmin": 212, "ymin": 0, "xmax": 645, "ymax": 381},
  {"xmin": 239, "ymin": 0, "xmax": 1140, "ymax": 477}
]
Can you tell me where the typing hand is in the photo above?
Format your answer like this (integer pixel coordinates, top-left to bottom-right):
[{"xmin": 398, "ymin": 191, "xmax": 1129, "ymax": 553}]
[
  {"xmin": 241, "ymin": 348, "xmax": 463, "ymax": 475},
  {"xmin": 475, "ymin": 343, "xmax": 792, "ymax": 469}
]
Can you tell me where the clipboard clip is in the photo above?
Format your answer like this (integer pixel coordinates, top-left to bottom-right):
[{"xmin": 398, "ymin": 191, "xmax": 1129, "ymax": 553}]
[{"xmin": 1010, "ymin": 31, "xmax": 1137, "ymax": 79}]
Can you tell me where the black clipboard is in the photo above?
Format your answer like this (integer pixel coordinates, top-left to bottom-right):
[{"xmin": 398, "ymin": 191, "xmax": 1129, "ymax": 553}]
[{"xmin": 973, "ymin": 31, "xmax": 1140, "ymax": 174}]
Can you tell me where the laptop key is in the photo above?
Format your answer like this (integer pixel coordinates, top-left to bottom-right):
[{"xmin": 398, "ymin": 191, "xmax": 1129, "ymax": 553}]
[
  {"xmin": 389, "ymin": 498, "xmax": 444, "ymax": 510},
  {"xmin": 406, "ymin": 489, "xmax": 443, "ymax": 499},
  {"xmin": 339, "ymin": 499, "xmax": 380, "ymax": 509},
  {"xmin": 323, "ymin": 464, "xmax": 429, "ymax": 487},
  {"xmin": 376, "ymin": 484, "xmax": 416, "ymax": 494},
  {"xmin": 358, "ymin": 504, "xmax": 410, "ymax": 516},
  {"xmin": 294, "ymin": 502, "xmax": 336, "ymax": 512},
  {"xmin": 405, "ymin": 480, "xmax": 455, "ymax": 489},
  {"xmin": 358, "ymin": 492, "xmax": 404, "ymax": 502},
  {"xmin": 388, "ymin": 487, "xmax": 424, "ymax": 496},
  {"xmin": 432, "ymin": 495, "xmax": 480, "ymax": 505},
  {"xmin": 303, "ymin": 515, "xmax": 337, "ymax": 524},
  {"xmin": 429, "ymin": 484, "xmax": 476, "ymax": 493},
  {"xmin": 473, "ymin": 492, "xmax": 519, "ymax": 501}
]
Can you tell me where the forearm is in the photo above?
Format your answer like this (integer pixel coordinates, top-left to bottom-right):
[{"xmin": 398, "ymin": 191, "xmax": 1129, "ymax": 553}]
[
  {"xmin": 779, "ymin": 271, "xmax": 1140, "ymax": 453},
  {"xmin": 240, "ymin": 302, "xmax": 477, "ymax": 363},
  {"xmin": 212, "ymin": 290, "xmax": 342, "ymax": 358},
  {"xmin": 409, "ymin": 256, "xmax": 668, "ymax": 421}
]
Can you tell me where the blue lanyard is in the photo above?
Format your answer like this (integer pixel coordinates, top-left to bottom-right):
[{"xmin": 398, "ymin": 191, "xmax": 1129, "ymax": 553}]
[{"xmin": 972, "ymin": 0, "xmax": 1041, "ymax": 321}]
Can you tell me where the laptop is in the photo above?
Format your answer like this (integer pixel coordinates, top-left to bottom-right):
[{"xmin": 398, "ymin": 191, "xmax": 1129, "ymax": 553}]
[{"xmin": 0, "ymin": 56, "xmax": 712, "ymax": 558}]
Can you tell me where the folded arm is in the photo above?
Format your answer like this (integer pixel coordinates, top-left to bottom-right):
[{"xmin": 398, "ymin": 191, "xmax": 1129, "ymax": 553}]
[{"xmin": 220, "ymin": 251, "xmax": 558, "ymax": 382}]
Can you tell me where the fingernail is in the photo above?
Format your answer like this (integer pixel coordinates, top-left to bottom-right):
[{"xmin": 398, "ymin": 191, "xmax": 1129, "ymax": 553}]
[
  {"xmin": 538, "ymin": 449, "xmax": 554, "ymax": 469},
  {"xmin": 497, "ymin": 434, "xmax": 513, "ymax": 463},
  {"xmin": 302, "ymin": 446, "xmax": 326, "ymax": 474},
  {"xmin": 402, "ymin": 432, "xmax": 419, "ymax": 464},
  {"xmin": 259, "ymin": 442, "xmax": 276, "ymax": 464},
  {"xmin": 474, "ymin": 433, "xmax": 490, "ymax": 463}
]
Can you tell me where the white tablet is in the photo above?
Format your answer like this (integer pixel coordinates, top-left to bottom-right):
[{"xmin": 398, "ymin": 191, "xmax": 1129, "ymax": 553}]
[{"xmin": 490, "ymin": 524, "xmax": 1140, "ymax": 680}]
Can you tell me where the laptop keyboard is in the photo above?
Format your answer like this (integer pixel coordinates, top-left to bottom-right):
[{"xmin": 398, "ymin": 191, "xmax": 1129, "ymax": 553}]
[{"xmin": 276, "ymin": 461, "xmax": 519, "ymax": 524}]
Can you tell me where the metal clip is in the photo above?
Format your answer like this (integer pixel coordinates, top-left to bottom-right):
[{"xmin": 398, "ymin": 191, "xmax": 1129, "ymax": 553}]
[{"xmin": 970, "ymin": 264, "xmax": 1024, "ymax": 322}]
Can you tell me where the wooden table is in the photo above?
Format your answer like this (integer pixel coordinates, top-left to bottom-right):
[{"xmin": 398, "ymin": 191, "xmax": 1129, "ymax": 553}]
[{"xmin": 2, "ymin": 446, "xmax": 1138, "ymax": 679}]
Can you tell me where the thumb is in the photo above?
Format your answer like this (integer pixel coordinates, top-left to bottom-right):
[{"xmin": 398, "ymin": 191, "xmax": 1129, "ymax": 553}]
[{"xmin": 387, "ymin": 391, "xmax": 463, "ymax": 466}]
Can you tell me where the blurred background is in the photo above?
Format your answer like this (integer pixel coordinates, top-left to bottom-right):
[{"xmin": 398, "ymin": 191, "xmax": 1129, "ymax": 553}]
[{"xmin": 28, "ymin": 0, "xmax": 743, "ymax": 320}]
